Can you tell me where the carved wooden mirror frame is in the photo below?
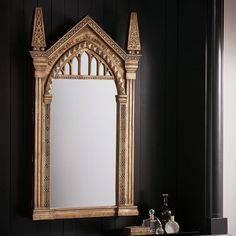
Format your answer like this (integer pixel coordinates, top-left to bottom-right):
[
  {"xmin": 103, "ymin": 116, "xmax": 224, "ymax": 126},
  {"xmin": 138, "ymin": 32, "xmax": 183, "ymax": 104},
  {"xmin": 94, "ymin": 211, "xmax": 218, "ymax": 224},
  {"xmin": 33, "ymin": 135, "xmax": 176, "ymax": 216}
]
[{"xmin": 30, "ymin": 7, "xmax": 141, "ymax": 220}]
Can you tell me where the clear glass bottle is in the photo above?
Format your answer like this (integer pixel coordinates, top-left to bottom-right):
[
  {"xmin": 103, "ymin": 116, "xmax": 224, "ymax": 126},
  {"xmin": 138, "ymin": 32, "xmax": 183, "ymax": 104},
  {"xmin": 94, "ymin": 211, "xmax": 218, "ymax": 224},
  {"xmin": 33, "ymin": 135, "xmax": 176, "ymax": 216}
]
[
  {"xmin": 156, "ymin": 224, "xmax": 164, "ymax": 234},
  {"xmin": 142, "ymin": 209, "xmax": 161, "ymax": 234},
  {"xmin": 164, "ymin": 215, "xmax": 180, "ymax": 234},
  {"xmin": 160, "ymin": 193, "xmax": 171, "ymax": 227}
]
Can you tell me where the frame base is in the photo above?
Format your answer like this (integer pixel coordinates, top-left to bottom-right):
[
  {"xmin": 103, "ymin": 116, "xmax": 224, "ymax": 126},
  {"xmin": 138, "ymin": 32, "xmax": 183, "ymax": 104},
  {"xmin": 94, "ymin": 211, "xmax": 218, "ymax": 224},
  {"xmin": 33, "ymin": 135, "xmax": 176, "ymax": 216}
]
[{"xmin": 33, "ymin": 205, "xmax": 139, "ymax": 220}]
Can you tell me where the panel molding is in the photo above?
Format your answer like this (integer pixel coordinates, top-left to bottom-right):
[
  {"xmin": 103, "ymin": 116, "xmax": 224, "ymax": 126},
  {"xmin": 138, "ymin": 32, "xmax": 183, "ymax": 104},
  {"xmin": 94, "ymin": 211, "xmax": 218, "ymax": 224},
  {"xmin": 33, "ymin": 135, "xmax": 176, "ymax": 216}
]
[{"xmin": 205, "ymin": 0, "xmax": 228, "ymax": 234}]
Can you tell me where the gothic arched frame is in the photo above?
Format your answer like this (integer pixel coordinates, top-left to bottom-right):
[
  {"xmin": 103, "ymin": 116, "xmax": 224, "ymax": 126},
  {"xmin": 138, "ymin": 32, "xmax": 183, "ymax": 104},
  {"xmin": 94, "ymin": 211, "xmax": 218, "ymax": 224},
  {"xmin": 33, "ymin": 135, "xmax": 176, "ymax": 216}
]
[{"xmin": 30, "ymin": 7, "xmax": 141, "ymax": 220}]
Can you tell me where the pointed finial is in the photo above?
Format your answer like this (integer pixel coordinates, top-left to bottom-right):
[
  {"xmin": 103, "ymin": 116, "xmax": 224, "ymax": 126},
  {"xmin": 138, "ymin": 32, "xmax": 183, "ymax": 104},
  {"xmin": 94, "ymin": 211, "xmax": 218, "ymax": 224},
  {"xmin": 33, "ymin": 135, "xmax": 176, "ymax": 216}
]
[
  {"xmin": 31, "ymin": 7, "xmax": 46, "ymax": 51},
  {"xmin": 127, "ymin": 12, "xmax": 141, "ymax": 54}
]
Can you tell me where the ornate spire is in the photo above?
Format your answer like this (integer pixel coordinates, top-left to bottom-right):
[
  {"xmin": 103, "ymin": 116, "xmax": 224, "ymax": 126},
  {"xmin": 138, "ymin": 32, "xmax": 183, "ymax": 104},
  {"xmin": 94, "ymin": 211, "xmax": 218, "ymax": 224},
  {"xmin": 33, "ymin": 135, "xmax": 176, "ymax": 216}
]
[
  {"xmin": 31, "ymin": 7, "xmax": 46, "ymax": 51},
  {"xmin": 127, "ymin": 12, "xmax": 141, "ymax": 54}
]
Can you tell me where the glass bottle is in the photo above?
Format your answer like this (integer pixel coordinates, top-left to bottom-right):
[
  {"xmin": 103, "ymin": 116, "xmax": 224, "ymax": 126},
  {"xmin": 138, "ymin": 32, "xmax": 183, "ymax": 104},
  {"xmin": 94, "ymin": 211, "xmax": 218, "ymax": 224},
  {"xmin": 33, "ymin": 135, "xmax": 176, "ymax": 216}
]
[
  {"xmin": 142, "ymin": 209, "xmax": 161, "ymax": 234},
  {"xmin": 160, "ymin": 193, "xmax": 171, "ymax": 227},
  {"xmin": 156, "ymin": 224, "xmax": 164, "ymax": 234},
  {"xmin": 164, "ymin": 215, "xmax": 180, "ymax": 234}
]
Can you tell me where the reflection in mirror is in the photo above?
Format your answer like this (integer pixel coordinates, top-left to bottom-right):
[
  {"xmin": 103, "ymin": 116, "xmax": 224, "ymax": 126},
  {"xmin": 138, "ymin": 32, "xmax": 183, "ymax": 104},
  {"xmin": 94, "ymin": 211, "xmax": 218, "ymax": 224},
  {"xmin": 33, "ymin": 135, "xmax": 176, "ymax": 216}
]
[{"xmin": 50, "ymin": 79, "xmax": 117, "ymax": 208}]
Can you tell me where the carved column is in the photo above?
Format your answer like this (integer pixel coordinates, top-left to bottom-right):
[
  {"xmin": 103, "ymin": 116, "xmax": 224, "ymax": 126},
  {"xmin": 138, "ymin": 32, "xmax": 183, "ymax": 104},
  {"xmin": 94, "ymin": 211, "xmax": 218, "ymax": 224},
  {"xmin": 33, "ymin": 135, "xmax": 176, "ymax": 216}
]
[
  {"xmin": 30, "ymin": 55, "xmax": 50, "ymax": 210},
  {"xmin": 30, "ymin": 6, "xmax": 50, "ymax": 211},
  {"xmin": 126, "ymin": 11, "xmax": 141, "ymax": 206},
  {"xmin": 125, "ymin": 60, "xmax": 139, "ymax": 205}
]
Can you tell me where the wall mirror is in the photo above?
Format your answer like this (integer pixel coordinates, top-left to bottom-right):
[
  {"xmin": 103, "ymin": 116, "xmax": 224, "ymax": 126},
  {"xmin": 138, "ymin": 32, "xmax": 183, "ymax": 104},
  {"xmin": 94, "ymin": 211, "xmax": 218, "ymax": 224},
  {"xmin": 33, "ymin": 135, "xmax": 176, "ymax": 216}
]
[{"xmin": 30, "ymin": 7, "xmax": 141, "ymax": 220}]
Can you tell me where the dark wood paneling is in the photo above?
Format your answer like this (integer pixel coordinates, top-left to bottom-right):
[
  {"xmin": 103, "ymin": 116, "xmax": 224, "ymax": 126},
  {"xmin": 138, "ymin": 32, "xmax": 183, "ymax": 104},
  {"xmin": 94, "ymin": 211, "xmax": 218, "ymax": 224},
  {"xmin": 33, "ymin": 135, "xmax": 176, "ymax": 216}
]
[
  {"xmin": 0, "ymin": 0, "xmax": 215, "ymax": 235},
  {"xmin": 78, "ymin": 0, "xmax": 92, "ymax": 19},
  {"xmin": 163, "ymin": 0, "xmax": 178, "ymax": 215},
  {"xmin": 115, "ymin": 0, "xmax": 128, "ymax": 49},
  {"xmin": 177, "ymin": 0, "xmax": 207, "ymax": 232},
  {"xmin": 90, "ymin": 0, "xmax": 103, "ymax": 25},
  {"xmin": 10, "ymin": 0, "xmax": 39, "ymax": 235},
  {"xmin": 0, "ymin": 0, "xmax": 11, "ymax": 235},
  {"xmin": 102, "ymin": 0, "xmax": 115, "ymax": 39},
  {"xmin": 65, "ymin": 0, "xmax": 78, "ymax": 27},
  {"xmin": 136, "ymin": 0, "xmax": 168, "ymax": 221}
]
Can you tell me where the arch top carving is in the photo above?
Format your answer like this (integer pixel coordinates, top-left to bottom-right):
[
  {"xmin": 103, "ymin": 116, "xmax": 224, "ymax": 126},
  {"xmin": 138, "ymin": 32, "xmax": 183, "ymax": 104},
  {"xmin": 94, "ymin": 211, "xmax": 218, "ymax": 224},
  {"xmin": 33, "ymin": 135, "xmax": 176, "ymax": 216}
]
[
  {"xmin": 30, "ymin": 11, "xmax": 141, "ymax": 79},
  {"xmin": 45, "ymin": 41, "xmax": 127, "ymax": 96},
  {"xmin": 30, "ymin": 7, "xmax": 141, "ymax": 220}
]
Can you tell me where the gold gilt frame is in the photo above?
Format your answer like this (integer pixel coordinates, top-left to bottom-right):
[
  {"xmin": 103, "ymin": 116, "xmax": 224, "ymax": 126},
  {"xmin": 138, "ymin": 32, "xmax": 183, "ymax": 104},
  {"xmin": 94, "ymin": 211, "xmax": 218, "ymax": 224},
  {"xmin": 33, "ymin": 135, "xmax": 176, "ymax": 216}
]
[{"xmin": 30, "ymin": 7, "xmax": 141, "ymax": 220}]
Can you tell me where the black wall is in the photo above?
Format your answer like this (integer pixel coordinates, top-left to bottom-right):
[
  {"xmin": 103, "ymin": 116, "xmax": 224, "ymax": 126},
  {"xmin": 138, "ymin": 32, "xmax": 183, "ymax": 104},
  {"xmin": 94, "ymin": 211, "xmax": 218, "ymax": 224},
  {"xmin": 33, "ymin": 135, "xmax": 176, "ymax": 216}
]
[{"xmin": 0, "ymin": 0, "xmax": 210, "ymax": 235}]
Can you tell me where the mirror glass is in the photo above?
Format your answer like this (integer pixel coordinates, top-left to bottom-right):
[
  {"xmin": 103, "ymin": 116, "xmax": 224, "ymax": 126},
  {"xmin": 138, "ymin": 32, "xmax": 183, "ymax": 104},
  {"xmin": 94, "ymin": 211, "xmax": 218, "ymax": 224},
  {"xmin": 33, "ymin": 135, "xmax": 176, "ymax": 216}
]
[{"xmin": 50, "ymin": 79, "xmax": 117, "ymax": 208}]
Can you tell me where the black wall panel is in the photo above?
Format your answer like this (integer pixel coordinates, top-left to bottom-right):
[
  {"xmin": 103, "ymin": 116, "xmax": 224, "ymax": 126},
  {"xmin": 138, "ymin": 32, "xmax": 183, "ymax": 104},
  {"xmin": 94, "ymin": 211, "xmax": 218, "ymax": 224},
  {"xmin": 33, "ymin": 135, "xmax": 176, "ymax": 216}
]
[
  {"xmin": 176, "ymin": 0, "xmax": 207, "ymax": 232},
  {"xmin": 0, "ymin": 0, "xmax": 209, "ymax": 235},
  {"xmin": 0, "ymin": 0, "xmax": 11, "ymax": 235}
]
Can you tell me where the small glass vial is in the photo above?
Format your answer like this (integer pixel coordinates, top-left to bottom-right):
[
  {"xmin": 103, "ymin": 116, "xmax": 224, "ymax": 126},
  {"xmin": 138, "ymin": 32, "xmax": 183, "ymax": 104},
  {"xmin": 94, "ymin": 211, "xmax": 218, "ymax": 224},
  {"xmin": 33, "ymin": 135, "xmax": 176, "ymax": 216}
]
[
  {"xmin": 160, "ymin": 193, "xmax": 171, "ymax": 227},
  {"xmin": 142, "ymin": 209, "xmax": 161, "ymax": 234},
  {"xmin": 156, "ymin": 224, "xmax": 164, "ymax": 234},
  {"xmin": 164, "ymin": 215, "xmax": 180, "ymax": 234}
]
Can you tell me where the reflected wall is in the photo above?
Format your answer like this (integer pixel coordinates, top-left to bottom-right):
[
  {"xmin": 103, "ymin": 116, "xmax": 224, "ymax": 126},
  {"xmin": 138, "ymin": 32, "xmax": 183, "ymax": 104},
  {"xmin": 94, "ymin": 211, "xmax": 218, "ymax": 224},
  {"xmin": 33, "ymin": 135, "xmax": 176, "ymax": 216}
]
[{"xmin": 51, "ymin": 80, "xmax": 117, "ymax": 208}]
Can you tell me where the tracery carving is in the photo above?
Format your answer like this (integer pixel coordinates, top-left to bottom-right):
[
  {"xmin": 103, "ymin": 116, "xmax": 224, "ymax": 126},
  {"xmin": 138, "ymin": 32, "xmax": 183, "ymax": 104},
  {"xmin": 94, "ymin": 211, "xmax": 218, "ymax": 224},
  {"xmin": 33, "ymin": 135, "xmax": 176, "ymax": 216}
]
[
  {"xmin": 45, "ymin": 42, "xmax": 126, "ymax": 95},
  {"xmin": 47, "ymin": 31, "xmax": 124, "ymax": 70},
  {"xmin": 120, "ymin": 102, "xmax": 127, "ymax": 205},
  {"xmin": 44, "ymin": 104, "xmax": 50, "ymax": 208}
]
